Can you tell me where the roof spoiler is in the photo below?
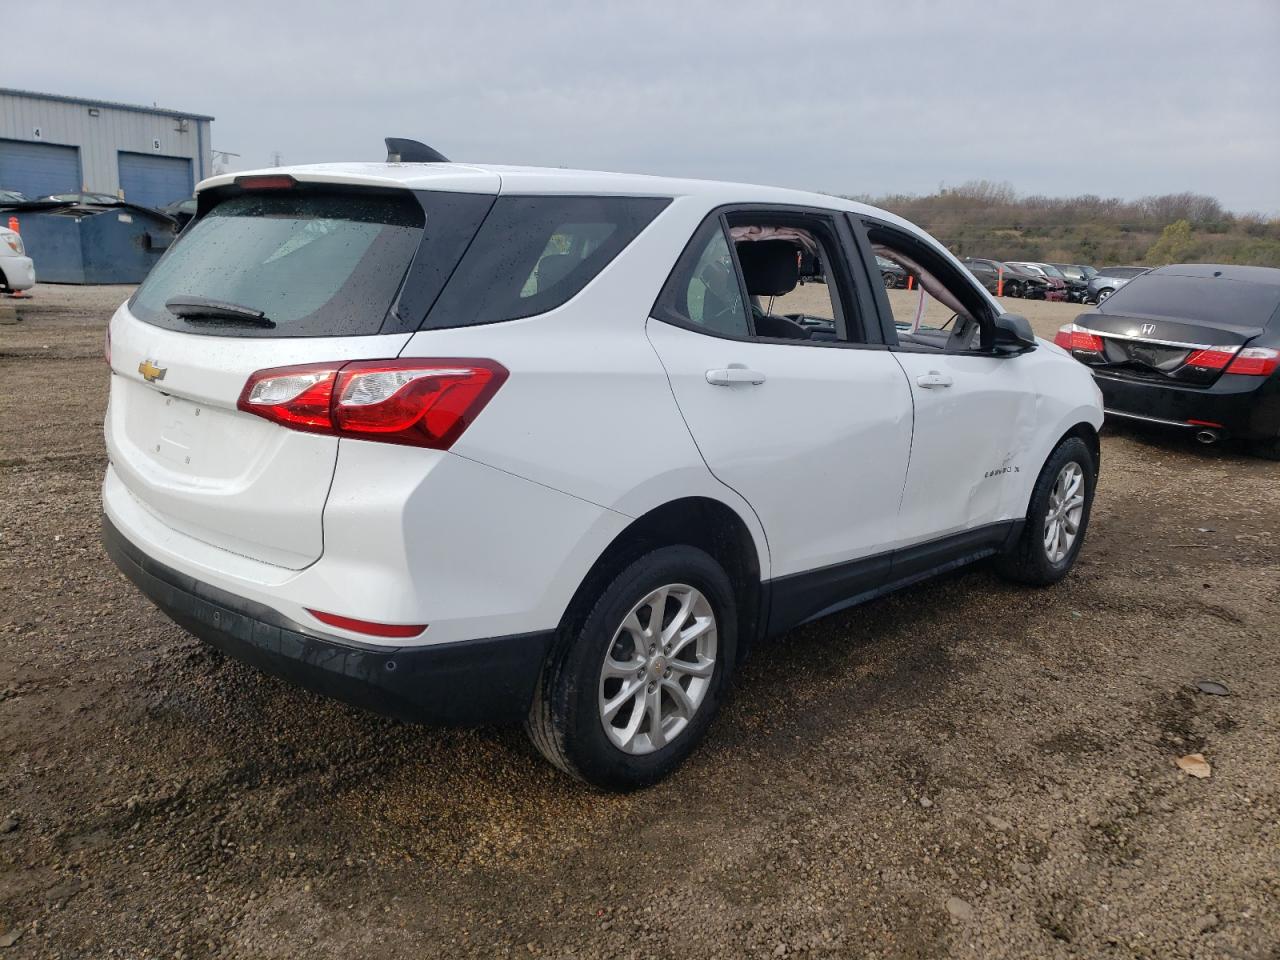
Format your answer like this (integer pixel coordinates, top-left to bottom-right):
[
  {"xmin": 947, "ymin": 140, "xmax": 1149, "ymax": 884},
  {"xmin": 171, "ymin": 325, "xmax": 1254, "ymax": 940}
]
[{"xmin": 385, "ymin": 138, "xmax": 449, "ymax": 163}]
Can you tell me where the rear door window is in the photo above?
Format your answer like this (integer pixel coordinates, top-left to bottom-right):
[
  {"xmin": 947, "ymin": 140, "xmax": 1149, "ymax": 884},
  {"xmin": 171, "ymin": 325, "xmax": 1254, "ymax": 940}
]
[
  {"xmin": 423, "ymin": 195, "xmax": 670, "ymax": 330},
  {"xmin": 130, "ymin": 189, "xmax": 427, "ymax": 337}
]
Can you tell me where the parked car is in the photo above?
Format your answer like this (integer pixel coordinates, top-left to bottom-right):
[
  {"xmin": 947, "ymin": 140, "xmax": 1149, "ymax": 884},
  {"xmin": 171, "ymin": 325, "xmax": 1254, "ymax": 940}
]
[
  {"xmin": 1055, "ymin": 264, "xmax": 1280, "ymax": 458},
  {"xmin": 962, "ymin": 258, "xmax": 1050, "ymax": 299},
  {"xmin": 0, "ymin": 224, "xmax": 35, "ymax": 293},
  {"xmin": 876, "ymin": 254, "xmax": 908, "ymax": 288},
  {"xmin": 1007, "ymin": 262, "xmax": 1069, "ymax": 302},
  {"xmin": 1086, "ymin": 266, "xmax": 1148, "ymax": 304},
  {"xmin": 103, "ymin": 143, "xmax": 1104, "ymax": 789},
  {"xmin": 0, "ymin": 189, "xmax": 30, "ymax": 207},
  {"xmin": 960, "ymin": 257, "xmax": 1003, "ymax": 294},
  {"xmin": 1048, "ymin": 263, "xmax": 1095, "ymax": 303},
  {"xmin": 39, "ymin": 191, "xmax": 123, "ymax": 207},
  {"xmin": 161, "ymin": 197, "xmax": 198, "ymax": 230}
]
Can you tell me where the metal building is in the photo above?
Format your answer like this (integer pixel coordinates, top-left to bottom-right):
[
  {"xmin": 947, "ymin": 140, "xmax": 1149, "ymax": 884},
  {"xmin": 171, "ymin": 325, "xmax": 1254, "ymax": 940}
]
[{"xmin": 0, "ymin": 88, "xmax": 213, "ymax": 208}]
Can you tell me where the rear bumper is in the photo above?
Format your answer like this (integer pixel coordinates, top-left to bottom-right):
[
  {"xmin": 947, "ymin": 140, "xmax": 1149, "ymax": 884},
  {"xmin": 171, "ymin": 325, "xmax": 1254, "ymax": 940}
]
[
  {"xmin": 1095, "ymin": 370, "xmax": 1280, "ymax": 441},
  {"xmin": 103, "ymin": 515, "xmax": 552, "ymax": 725}
]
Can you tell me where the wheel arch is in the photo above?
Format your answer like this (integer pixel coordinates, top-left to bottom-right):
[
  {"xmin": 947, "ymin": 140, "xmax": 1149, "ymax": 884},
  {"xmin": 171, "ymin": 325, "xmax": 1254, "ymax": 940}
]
[
  {"xmin": 1057, "ymin": 420, "xmax": 1101, "ymax": 471},
  {"xmin": 557, "ymin": 496, "xmax": 765, "ymax": 661}
]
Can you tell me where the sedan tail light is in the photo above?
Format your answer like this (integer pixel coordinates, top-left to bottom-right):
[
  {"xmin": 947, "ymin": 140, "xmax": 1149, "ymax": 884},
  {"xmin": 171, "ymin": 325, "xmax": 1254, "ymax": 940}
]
[
  {"xmin": 1053, "ymin": 323, "xmax": 1105, "ymax": 354},
  {"xmin": 1183, "ymin": 346, "xmax": 1239, "ymax": 371},
  {"xmin": 238, "ymin": 358, "xmax": 508, "ymax": 448},
  {"xmin": 1225, "ymin": 346, "xmax": 1279, "ymax": 377}
]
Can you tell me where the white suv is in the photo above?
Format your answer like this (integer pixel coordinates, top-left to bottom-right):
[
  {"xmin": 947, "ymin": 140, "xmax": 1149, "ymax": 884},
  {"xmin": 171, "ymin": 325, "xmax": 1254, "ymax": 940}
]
[{"xmin": 103, "ymin": 143, "xmax": 1103, "ymax": 789}]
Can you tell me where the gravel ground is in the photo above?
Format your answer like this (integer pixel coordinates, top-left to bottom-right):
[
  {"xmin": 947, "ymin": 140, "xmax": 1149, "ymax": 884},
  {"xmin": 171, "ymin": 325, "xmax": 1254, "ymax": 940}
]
[{"xmin": 1, "ymin": 285, "xmax": 1278, "ymax": 959}]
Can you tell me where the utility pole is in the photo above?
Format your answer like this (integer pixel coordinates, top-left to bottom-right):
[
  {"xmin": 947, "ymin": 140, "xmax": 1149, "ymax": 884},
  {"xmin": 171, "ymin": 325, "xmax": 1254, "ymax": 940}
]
[
  {"xmin": 271, "ymin": 151, "xmax": 283, "ymax": 168},
  {"xmin": 211, "ymin": 150, "xmax": 240, "ymax": 176}
]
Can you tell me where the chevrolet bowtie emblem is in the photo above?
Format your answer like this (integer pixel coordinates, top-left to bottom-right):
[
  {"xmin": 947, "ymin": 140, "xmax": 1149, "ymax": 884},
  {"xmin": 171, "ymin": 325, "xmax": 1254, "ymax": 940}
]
[{"xmin": 138, "ymin": 359, "xmax": 167, "ymax": 383}]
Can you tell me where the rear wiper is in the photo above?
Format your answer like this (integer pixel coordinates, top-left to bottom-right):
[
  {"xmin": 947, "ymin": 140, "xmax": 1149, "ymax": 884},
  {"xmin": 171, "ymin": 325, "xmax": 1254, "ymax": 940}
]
[{"xmin": 165, "ymin": 296, "xmax": 275, "ymax": 328}]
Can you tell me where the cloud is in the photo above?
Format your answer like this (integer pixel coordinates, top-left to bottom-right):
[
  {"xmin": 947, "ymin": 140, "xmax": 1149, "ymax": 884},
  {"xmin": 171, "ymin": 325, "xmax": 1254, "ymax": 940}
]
[{"xmin": 10, "ymin": 0, "xmax": 1280, "ymax": 211}]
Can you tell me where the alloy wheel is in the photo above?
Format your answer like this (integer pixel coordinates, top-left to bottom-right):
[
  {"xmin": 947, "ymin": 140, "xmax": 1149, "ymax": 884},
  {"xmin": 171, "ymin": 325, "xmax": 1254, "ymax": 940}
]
[
  {"xmin": 597, "ymin": 584, "xmax": 717, "ymax": 755},
  {"xmin": 1044, "ymin": 461, "xmax": 1085, "ymax": 564}
]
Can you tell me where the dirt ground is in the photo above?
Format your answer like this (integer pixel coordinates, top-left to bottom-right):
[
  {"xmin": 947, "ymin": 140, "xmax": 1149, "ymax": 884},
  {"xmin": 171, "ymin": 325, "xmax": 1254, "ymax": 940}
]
[{"xmin": 1, "ymin": 285, "xmax": 1278, "ymax": 960}]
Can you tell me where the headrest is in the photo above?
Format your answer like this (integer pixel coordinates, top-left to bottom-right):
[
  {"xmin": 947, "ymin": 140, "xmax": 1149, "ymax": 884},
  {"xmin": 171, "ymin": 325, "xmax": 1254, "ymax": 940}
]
[
  {"xmin": 534, "ymin": 253, "xmax": 577, "ymax": 293},
  {"xmin": 736, "ymin": 240, "xmax": 799, "ymax": 297}
]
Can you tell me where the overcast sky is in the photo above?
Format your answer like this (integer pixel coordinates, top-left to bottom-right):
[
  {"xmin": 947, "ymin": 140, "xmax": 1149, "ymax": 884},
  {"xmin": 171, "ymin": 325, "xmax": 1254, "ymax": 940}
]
[{"xmin": 10, "ymin": 0, "xmax": 1280, "ymax": 213}]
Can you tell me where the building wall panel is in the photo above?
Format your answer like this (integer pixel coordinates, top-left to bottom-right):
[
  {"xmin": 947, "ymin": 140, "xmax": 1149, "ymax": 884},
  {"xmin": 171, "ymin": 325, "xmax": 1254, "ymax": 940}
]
[{"xmin": 0, "ymin": 90, "xmax": 213, "ymax": 203}]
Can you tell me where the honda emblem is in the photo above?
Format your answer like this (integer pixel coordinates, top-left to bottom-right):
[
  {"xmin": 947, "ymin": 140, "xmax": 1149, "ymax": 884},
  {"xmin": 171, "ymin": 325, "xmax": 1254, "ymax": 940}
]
[{"xmin": 1140, "ymin": 323, "xmax": 1157, "ymax": 336}]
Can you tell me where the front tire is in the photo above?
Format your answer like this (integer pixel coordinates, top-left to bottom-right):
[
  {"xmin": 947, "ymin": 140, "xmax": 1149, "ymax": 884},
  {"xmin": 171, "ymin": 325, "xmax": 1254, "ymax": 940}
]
[
  {"xmin": 526, "ymin": 546, "xmax": 737, "ymax": 791},
  {"xmin": 1096, "ymin": 287, "xmax": 1114, "ymax": 302},
  {"xmin": 1004, "ymin": 280, "xmax": 1022, "ymax": 298},
  {"xmin": 995, "ymin": 436, "xmax": 1096, "ymax": 586}
]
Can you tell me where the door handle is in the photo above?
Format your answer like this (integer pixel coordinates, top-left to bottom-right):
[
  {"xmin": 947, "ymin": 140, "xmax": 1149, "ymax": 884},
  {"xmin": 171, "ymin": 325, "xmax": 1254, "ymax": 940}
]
[
  {"xmin": 706, "ymin": 367, "xmax": 766, "ymax": 386},
  {"xmin": 916, "ymin": 371, "xmax": 953, "ymax": 389}
]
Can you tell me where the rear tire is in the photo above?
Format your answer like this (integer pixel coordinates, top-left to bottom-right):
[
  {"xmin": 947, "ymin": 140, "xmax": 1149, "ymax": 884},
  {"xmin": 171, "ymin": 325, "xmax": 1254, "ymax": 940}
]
[
  {"xmin": 1251, "ymin": 436, "xmax": 1280, "ymax": 461},
  {"xmin": 995, "ymin": 437, "xmax": 1096, "ymax": 586},
  {"xmin": 525, "ymin": 546, "xmax": 737, "ymax": 791}
]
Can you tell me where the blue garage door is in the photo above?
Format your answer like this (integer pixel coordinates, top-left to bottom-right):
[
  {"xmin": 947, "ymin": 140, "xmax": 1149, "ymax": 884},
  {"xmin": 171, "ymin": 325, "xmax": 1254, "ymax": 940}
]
[
  {"xmin": 118, "ymin": 152, "xmax": 193, "ymax": 209},
  {"xmin": 0, "ymin": 140, "xmax": 82, "ymax": 197}
]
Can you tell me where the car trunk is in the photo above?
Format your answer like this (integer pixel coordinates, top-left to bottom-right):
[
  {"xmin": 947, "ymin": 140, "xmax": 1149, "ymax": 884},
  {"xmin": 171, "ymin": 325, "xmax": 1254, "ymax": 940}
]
[
  {"xmin": 104, "ymin": 179, "xmax": 492, "ymax": 569},
  {"xmin": 1075, "ymin": 312, "xmax": 1265, "ymax": 387},
  {"xmin": 105, "ymin": 322, "xmax": 415, "ymax": 569}
]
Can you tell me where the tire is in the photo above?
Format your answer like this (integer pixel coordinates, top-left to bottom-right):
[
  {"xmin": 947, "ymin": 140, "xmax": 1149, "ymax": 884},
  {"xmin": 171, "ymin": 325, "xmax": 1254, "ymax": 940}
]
[
  {"xmin": 1004, "ymin": 281, "xmax": 1022, "ymax": 298},
  {"xmin": 525, "ymin": 545, "xmax": 737, "ymax": 791},
  {"xmin": 995, "ymin": 436, "xmax": 1097, "ymax": 586},
  {"xmin": 882, "ymin": 271, "xmax": 896, "ymax": 288},
  {"xmin": 1251, "ymin": 436, "xmax": 1280, "ymax": 460},
  {"xmin": 1096, "ymin": 288, "xmax": 1114, "ymax": 302}
]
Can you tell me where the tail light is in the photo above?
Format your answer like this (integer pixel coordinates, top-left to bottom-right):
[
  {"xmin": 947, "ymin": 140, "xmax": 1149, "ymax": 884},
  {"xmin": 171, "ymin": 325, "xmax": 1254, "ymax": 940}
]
[
  {"xmin": 1225, "ymin": 347, "xmax": 1279, "ymax": 377},
  {"xmin": 235, "ymin": 174, "xmax": 297, "ymax": 190},
  {"xmin": 237, "ymin": 358, "xmax": 508, "ymax": 448},
  {"xmin": 1183, "ymin": 346, "xmax": 1238, "ymax": 371},
  {"xmin": 1053, "ymin": 323, "xmax": 1105, "ymax": 354}
]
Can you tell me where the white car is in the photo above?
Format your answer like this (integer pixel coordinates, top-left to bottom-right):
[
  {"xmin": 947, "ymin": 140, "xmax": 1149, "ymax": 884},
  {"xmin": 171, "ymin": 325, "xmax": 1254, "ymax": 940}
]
[
  {"xmin": 102, "ymin": 142, "xmax": 1103, "ymax": 789},
  {"xmin": 0, "ymin": 226, "xmax": 35, "ymax": 293}
]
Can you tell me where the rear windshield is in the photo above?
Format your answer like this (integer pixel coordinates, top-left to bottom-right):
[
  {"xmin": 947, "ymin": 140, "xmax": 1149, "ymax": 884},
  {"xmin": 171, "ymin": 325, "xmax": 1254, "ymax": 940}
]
[
  {"xmin": 422, "ymin": 195, "xmax": 670, "ymax": 330},
  {"xmin": 130, "ymin": 190, "xmax": 425, "ymax": 337},
  {"xmin": 1101, "ymin": 274, "xmax": 1280, "ymax": 326}
]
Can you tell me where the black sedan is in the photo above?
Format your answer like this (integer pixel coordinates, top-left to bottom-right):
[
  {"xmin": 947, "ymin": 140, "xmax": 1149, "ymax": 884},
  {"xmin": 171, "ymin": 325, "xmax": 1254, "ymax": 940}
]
[
  {"xmin": 961, "ymin": 258, "xmax": 1051, "ymax": 299},
  {"xmin": 1055, "ymin": 264, "xmax": 1280, "ymax": 458}
]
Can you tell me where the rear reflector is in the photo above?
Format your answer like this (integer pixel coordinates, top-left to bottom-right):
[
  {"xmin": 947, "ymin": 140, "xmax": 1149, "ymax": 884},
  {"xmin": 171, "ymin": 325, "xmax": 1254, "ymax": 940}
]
[
  {"xmin": 235, "ymin": 174, "xmax": 297, "ymax": 190},
  {"xmin": 237, "ymin": 358, "xmax": 508, "ymax": 448},
  {"xmin": 307, "ymin": 609, "xmax": 427, "ymax": 639},
  {"xmin": 1053, "ymin": 323, "xmax": 1104, "ymax": 353},
  {"xmin": 1225, "ymin": 346, "xmax": 1279, "ymax": 377}
]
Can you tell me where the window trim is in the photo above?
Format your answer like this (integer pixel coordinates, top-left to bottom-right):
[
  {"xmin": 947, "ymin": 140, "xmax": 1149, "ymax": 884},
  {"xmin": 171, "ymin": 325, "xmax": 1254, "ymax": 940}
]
[
  {"xmin": 650, "ymin": 202, "xmax": 890, "ymax": 350},
  {"xmin": 848, "ymin": 214, "xmax": 1004, "ymax": 355}
]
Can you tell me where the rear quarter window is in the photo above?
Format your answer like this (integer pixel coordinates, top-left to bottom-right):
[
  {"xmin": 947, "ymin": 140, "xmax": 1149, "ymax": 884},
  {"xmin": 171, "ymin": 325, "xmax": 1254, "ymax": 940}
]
[
  {"xmin": 422, "ymin": 195, "xmax": 670, "ymax": 330},
  {"xmin": 130, "ymin": 189, "xmax": 427, "ymax": 337}
]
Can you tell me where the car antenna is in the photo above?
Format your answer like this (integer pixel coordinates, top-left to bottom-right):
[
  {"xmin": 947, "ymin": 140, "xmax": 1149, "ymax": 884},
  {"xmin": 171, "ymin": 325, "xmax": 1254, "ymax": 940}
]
[{"xmin": 385, "ymin": 138, "xmax": 449, "ymax": 164}]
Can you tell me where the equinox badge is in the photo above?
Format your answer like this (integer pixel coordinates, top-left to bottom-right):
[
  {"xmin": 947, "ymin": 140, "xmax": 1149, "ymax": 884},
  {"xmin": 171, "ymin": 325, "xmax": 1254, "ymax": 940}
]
[{"xmin": 138, "ymin": 359, "xmax": 167, "ymax": 383}]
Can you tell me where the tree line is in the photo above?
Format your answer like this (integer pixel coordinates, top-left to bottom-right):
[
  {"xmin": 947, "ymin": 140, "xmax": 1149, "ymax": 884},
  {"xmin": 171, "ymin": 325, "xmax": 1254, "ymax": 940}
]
[{"xmin": 847, "ymin": 181, "xmax": 1280, "ymax": 268}]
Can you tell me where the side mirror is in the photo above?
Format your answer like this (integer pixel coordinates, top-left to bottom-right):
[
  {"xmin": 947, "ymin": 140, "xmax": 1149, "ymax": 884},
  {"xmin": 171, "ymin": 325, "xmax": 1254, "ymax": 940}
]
[{"xmin": 993, "ymin": 313, "xmax": 1037, "ymax": 352}]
